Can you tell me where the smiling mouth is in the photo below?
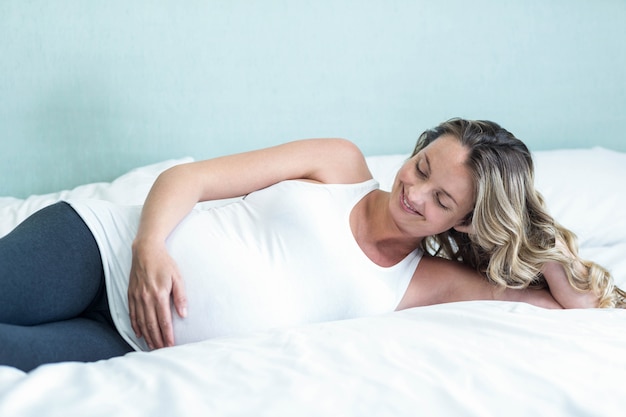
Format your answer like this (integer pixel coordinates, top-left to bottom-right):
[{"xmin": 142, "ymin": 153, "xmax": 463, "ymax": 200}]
[{"xmin": 401, "ymin": 187, "xmax": 421, "ymax": 215}]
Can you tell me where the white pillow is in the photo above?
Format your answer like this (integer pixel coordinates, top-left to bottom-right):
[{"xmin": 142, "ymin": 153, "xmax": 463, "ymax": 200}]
[
  {"xmin": 365, "ymin": 154, "xmax": 407, "ymax": 191},
  {"xmin": 533, "ymin": 147, "xmax": 626, "ymax": 247},
  {"xmin": 0, "ymin": 158, "xmax": 192, "ymax": 237}
]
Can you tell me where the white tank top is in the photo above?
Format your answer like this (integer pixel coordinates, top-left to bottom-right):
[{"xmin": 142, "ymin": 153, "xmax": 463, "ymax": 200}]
[{"xmin": 70, "ymin": 179, "xmax": 423, "ymax": 351}]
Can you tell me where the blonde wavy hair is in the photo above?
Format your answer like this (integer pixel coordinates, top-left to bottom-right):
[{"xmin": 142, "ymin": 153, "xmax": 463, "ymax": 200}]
[{"xmin": 414, "ymin": 118, "xmax": 626, "ymax": 308}]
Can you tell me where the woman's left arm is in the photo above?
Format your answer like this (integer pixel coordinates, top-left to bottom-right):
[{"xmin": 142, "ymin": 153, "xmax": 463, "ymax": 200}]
[{"xmin": 541, "ymin": 239, "xmax": 600, "ymax": 309}]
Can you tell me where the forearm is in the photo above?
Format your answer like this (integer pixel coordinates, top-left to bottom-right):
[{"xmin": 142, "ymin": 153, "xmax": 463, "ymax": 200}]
[
  {"xmin": 134, "ymin": 165, "xmax": 205, "ymax": 247},
  {"xmin": 495, "ymin": 286, "xmax": 564, "ymax": 309},
  {"xmin": 495, "ymin": 263, "xmax": 597, "ymax": 309},
  {"xmin": 539, "ymin": 237, "xmax": 600, "ymax": 309},
  {"xmin": 541, "ymin": 260, "xmax": 599, "ymax": 308},
  {"xmin": 129, "ymin": 165, "xmax": 202, "ymax": 348}
]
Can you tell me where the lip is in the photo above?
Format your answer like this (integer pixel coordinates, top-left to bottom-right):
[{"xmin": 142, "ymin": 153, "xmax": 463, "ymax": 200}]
[{"xmin": 400, "ymin": 186, "xmax": 422, "ymax": 216}]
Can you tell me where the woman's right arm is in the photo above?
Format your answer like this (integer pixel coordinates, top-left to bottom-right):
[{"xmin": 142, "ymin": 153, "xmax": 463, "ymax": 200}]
[
  {"xmin": 397, "ymin": 255, "xmax": 564, "ymax": 310},
  {"xmin": 129, "ymin": 138, "xmax": 372, "ymax": 349}
]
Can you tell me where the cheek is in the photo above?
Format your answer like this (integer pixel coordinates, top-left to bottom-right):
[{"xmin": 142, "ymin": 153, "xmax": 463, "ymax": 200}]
[{"xmin": 427, "ymin": 209, "xmax": 461, "ymax": 229}]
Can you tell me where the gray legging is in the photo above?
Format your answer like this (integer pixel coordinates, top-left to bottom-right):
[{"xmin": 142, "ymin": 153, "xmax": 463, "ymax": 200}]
[{"xmin": 0, "ymin": 202, "xmax": 133, "ymax": 372}]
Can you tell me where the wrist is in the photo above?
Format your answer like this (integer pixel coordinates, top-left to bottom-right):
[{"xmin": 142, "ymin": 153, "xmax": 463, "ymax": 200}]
[{"xmin": 132, "ymin": 235, "xmax": 167, "ymax": 255}]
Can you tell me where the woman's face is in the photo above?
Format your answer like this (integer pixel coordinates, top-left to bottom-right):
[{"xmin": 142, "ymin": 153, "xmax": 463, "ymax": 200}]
[{"xmin": 391, "ymin": 135, "xmax": 475, "ymax": 238}]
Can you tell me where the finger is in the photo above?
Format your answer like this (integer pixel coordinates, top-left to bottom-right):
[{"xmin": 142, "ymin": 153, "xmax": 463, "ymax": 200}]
[
  {"xmin": 155, "ymin": 297, "xmax": 175, "ymax": 347},
  {"xmin": 128, "ymin": 293, "xmax": 142, "ymax": 339},
  {"xmin": 142, "ymin": 297, "xmax": 166, "ymax": 350},
  {"xmin": 129, "ymin": 308, "xmax": 141, "ymax": 339},
  {"xmin": 134, "ymin": 300, "xmax": 155, "ymax": 350},
  {"xmin": 171, "ymin": 272, "xmax": 188, "ymax": 319}
]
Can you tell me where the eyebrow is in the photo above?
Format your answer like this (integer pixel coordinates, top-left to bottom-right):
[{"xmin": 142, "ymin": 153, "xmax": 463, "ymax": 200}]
[{"xmin": 424, "ymin": 154, "xmax": 459, "ymax": 207}]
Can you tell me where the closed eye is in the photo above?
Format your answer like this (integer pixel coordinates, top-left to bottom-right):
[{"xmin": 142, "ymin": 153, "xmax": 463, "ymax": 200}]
[
  {"xmin": 435, "ymin": 193, "xmax": 451, "ymax": 211},
  {"xmin": 415, "ymin": 153, "xmax": 460, "ymax": 211},
  {"xmin": 417, "ymin": 160, "xmax": 450, "ymax": 210},
  {"xmin": 416, "ymin": 161, "xmax": 427, "ymax": 178}
]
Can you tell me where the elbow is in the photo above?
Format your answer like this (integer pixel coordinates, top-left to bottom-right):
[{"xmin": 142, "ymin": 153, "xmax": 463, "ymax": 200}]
[{"xmin": 558, "ymin": 291, "xmax": 601, "ymax": 309}]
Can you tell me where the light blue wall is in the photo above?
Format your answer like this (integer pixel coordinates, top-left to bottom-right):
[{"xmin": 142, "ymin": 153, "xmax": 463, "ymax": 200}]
[{"xmin": 1, "ymin": 0, "xmax": 625, "ymax": 196}]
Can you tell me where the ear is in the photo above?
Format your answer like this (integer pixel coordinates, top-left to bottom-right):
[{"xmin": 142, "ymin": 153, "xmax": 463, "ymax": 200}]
[
  {"xmin": 453, "ymin": 223, "xmax": 473, "ymax": 234},
  {"xmin": 453, "ymin": 214, "xmax": 474, "ymax": 234}
]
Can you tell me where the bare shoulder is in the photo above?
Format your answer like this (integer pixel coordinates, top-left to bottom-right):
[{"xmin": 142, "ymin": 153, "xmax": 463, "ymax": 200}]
[{"xmin": 301, "ymin": 138, "xmax": 373, "ymax": 184}]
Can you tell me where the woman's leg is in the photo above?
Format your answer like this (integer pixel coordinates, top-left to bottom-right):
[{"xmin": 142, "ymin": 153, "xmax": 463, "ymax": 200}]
[
  {"xmin": 0, "ymin": 202, "xmax": 132, "ymax": 370},
  {"xmin": 0, "ymin": 318, "xmax": 133, "ymax": 372},
  {"xmin": 0, "ymin": 202, "xmax": 105, "ymax": 324}
]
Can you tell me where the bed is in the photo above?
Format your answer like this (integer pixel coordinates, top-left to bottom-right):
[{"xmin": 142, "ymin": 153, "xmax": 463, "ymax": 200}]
[
  {"xmin": 2, "ymin": 1, "xmax": 626, "ymax": 414},
  {"xmin": 1, "ymin": 148, "xmax": 625, "ymax": 417}
]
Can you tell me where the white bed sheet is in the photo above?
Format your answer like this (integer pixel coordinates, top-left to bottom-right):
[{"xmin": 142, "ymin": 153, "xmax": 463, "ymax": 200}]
[
  {"xmin": 1, "ymin": 149, "xmax": 625, "ymax": 416},
  {"xmin": 1, "ymin": 302, "xmax": 624, "ymax": 417}
]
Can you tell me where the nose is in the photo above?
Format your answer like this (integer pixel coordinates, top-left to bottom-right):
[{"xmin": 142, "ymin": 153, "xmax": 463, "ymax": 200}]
[{"xmin": 406, "ymin": 184, "xmax": 428, "ymax": 211}]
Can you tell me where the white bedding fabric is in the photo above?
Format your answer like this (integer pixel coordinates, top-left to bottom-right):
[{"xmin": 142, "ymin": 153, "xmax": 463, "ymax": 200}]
[
  {"xmin": 1, "ymin": 148, "xmax": 625, "ymax": 416},
  {"xmin": 1, "ymin": 302, "xmax": 625, "ymax": 417}
]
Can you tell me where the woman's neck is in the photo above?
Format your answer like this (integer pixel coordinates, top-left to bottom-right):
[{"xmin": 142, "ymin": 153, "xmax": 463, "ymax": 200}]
[{"xmin": 350, "ymin": 189, "xmax": 422, "ymax": 267}]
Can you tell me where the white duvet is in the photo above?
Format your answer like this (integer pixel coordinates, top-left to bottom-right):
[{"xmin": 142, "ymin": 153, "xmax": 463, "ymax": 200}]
[{"xmin": 1, "ymin": 149, "xmax": 625, "ymax": 417}]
